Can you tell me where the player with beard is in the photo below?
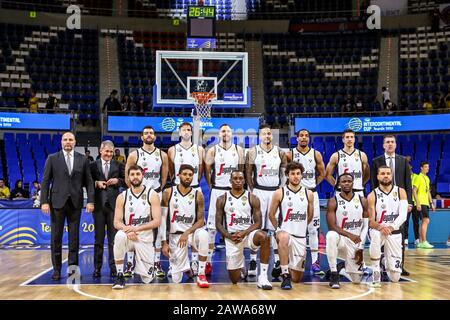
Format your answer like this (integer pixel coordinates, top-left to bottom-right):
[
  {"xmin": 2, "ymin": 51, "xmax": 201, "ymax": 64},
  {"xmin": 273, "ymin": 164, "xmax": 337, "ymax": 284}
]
[
  {"xmin": 125, "ymin": 126, "xmax": 169, "ymax": 278},
  {"xmin": 268, "ymin": 162, "xmax": 314, "ymax": 290},
  {"xmin": 245, "ymin": 124, "xmax": 287, "ymax": 277},
  {"xmin": 204, "ymin": 124, "xmax": 245, "ymax": 275},
  {"xmin": 325, "ymin": 173, "xmax": 369, "ymax": 289},
  {"xmin": 112, "ymin": 165, "xmax": 161, "ymax": 289},
  {"xmin": 368, "ymin": 166, "xmax": 408, "ymax": 287},
  {"xmin": 286, "ymin": 129, "xmax": 326, "ymax": 274}
]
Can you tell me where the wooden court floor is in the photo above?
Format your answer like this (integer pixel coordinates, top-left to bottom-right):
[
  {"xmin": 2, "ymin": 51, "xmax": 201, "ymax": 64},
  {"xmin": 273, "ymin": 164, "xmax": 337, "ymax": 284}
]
[{"xmin": 1, "ymin": 247, "xmax": 449, "ymax": 300}]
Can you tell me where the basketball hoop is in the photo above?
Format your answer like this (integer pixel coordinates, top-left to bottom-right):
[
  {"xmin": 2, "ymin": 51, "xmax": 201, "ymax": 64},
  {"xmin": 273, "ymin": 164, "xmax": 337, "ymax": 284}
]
[{"xmin": 191, "ymin": 91, "xmax": 216, "ymax": 120}]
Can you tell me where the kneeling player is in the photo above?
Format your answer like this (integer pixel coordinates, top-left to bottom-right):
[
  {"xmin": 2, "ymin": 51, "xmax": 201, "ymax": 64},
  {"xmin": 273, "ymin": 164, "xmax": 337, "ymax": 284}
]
[
  {"xmin": 326, "ymin": 173, "xmax": 369, "ymax": 289},
  {"xmin": 161, "ymin": 164, "xmax": 209, "ymax": 288},
  {"xmin": 216, "ymin": 170, "xmax": 272, "ymax": 290},
  {"xmin": 112, "ymin": 165, "xmax": 162, "ymax": 289},
  {"xmin": 368, "ymin": 166, "xmax": 407, "ymax": 287},
  {"xmin": 268, "ymin": 162, "xmax": 314, "ymax": 290}
]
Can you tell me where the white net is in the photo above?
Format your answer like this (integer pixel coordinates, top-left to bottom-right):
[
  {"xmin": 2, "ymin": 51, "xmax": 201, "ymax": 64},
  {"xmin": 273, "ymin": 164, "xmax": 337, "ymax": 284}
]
[{"xmin": 191, "ymin": 92, "xmax": 216, "ymax": 120}]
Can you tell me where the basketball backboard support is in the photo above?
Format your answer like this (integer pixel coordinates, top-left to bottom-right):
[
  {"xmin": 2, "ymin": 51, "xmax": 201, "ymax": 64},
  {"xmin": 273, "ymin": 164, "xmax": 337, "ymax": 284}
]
[{"xmin": 153, "ymin": 50, "xmax": 250, "ymax": 109}]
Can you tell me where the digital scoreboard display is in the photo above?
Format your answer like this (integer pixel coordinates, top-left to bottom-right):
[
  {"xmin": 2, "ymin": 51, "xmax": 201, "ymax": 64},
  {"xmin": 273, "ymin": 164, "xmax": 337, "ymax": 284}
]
[
  {"xmin": 187, "ymin": 5, "xmax": 216, "ymax": 48},
  {"xmin": 188, "ymin": 6, "xmax": 215, "ymax": 18}
]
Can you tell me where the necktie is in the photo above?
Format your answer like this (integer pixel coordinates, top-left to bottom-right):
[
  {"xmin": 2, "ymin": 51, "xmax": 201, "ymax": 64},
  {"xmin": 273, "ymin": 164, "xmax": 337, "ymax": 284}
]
[
  {"xmin": 104, "ymin": 162, "xmax": 109, "ymax": 179},
  {"xmin": 388, "ymin": 157, "xmax": 396, "ymax": 185},
  {"xmin": 66, "ymin": 152, "xmax": 72, "ymax": 174}
]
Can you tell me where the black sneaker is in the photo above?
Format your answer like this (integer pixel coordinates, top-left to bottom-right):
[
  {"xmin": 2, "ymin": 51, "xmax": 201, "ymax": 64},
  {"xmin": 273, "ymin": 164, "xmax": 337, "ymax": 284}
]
[
  {"xmin": 281, "ymin": 273, "xmax": 292, "ymax": 290},
  {"xmin": 271, "ymin": 260, "xmax": 281, "ymax": 279},
  {"xmin": 248, "ymin": 259, "xmax": 257, "ymax": 277},
  {"xmin": 155, "ymin": 261, "xmax": 165, "ymax": 278},
  {"xmin": 112, "ymin": 273, "xmax": 125, "ymax": 289},
  {"xmin": 329, "ymin": 271, "xmax": 340, "ymax": 289},
  {"xmin": 123, "ymin": 262, "xmax": 134, "ymax": 277}
]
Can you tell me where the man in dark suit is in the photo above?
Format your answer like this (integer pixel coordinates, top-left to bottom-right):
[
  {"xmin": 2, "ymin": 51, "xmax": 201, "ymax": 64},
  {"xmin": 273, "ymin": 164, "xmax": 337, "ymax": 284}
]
[
  {"xmin": 90, "ymin": 140, "xmax": 125, "ymax": 278},
  {"xmin": 370, "ymin": 134, "xmax": 412, "ymax": 276},
  {"xmin": 41, "ymin": 132, "xmax": 95, "ymax": 280}
]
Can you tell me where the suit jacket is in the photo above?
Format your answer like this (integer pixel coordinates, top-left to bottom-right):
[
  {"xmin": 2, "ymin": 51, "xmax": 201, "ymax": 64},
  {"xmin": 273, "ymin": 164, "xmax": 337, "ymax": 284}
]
[
  {"xmin": 90, "ymin": 159, "xmax": 125, "ymax": 209},
  {"xmin": 40, "ymin": 150, "xmax": 95, "ymax": 209},
  {"xmin": 370, "ymin": 154, "xmax": 412, "ymax": 203}
]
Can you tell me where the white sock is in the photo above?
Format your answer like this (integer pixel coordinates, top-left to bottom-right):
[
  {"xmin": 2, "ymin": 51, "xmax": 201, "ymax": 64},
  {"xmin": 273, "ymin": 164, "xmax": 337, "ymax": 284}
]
[
  {"xmin": 260, "ymin": 263, "xmax": 268, "ymax": 277},
  {"xmin": 155, "ymin": 251, "xmax": 161, "ymax": 263},
  {"xmin": 281, "ymin": 265, "xmax": 289, "ymax": 275},
  {"xmin": 207, "ymin": 249, "xmax": 213, "ymax": 262},
  {"xmin": 372, "ymin": 259, "xmax": 380, "ymax": 273},
  {"xmin": 198, "ymin": 260, "xmax": 206, "ymax": 275},
  {"xmin": 116, "ymin": 263, "xmax": 124, "ymax": 274},
  {"xmin": 274, "ymin": 251, "xmax": 279, "ymax": 263},
  {"xmin": 250, "ymin": 253, "xmax": 257, "ymax": 262},
  {"xmin": 192, "ymin": 252, "xmax": 199, "ymax": 262},
  {"xmin": 311, "ymin": 251, "xmax": 318, "ymax": 263},
  {"xmin": 127, "ymin": 252, "xmax": 134, "ymax": 264},
  {"xmin": 330, "ymin": 264, "xmax": 337, "ymax": 272}
]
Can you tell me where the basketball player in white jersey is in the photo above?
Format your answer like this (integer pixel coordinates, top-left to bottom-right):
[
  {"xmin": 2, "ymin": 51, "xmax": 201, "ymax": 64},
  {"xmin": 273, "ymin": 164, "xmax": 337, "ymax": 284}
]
[
  {"xmin": 204, "ymin": 124, "xmax": 245, "ymax": 275},
  {"xmin": 325, "ymin": 129, "xmax": 370, "ymax": 197},
  {"xmin": 215, "ymin": 170, "xmax": 272, "ymax": 289},
  {"xmin": 125, "ymin": 125, "xmax": 169, "ymax": 278},
  {"xmin": 161, "ymin": 164, "xmax": 209, "ymax": 288},
  {"xmin": 245, "ymin": 124, "xmax": 287, "ymax": 277},
  {"xmin": 112, "ymin": 164, "xmax": 162, "ymax": 289},
  {"xmin": 268, "ymin": 162, "xmax": 314, "ymax": 290},
  {"xmin": 287, "ymin": 129, "xmax": 325, "ymax": 274},
  {"xmin": 326, "ymin": 173, "xmax": 369, "ymax": 289},
  {"xmin": 368, "ymin": 166, "xmax": 408, "ymax": 287}
]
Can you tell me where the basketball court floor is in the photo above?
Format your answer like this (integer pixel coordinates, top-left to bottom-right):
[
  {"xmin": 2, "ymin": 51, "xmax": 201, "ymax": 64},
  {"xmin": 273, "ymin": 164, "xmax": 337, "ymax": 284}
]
[{"xmin": 1, "ymin": 244, "xmax": 449, "ymax": 300}]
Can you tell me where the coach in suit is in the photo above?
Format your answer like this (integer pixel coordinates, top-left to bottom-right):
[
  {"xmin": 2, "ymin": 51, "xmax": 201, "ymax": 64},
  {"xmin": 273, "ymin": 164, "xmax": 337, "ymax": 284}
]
[
  {"xmin": 90, "ymin": 140, "xmax": 125, "ymax": 278},
  {"xmin": 41, "ymin": 132, "xmax": 95, "ymax": 280},
  {"xmin": 370, "ymin": 134, "xmax": 412, "ymax": 276}
]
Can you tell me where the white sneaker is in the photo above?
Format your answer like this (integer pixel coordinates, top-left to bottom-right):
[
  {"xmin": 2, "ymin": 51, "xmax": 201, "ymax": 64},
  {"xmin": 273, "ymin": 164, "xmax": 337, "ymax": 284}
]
[
  {"xmin": 140, "ymin": 273, "xmax": 155, "ymax": 284},
  {"xmin": 414, "ymin": 239, "xmax": 420, "ymax": 246},
  {"xmin": 248, "ymin": 259, "xmax": 257, "ymax": 276},
  {"xmin": 190, "ymin": 260, "xmax": 199, "ymax": 276},
  {"xmin": 404, "ymin": 239, "xmax": 408, "ymax": 245},
  {"xmin": 257, "ymin": 275, "xmax": 272, "ymax": 290},
  {"xmin": 171, "ymin": 271, "xmax": 183, "ymax": 283},
  {"xmin": 167, "ymin": 265, "xmax": 172, "ymax": 277}
]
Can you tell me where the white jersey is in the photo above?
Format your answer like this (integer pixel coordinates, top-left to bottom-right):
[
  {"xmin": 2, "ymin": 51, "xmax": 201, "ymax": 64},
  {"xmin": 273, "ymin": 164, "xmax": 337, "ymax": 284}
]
[
  {"xmin": 335, "ymin": 192, "xmax": 364, "ymax": 236},
  {"xmin": 253, "ymin": 145, "xmax": 282, "ymax": 189},
  {"xmin": 136, "ymin": 147, "xmax": 163, "ymax": 191},
  {"xmin": 173, "ymin": 143, "xmax": 200, "ymax": 186},
  {"xmin": 292, "ymin": 147, "xmax": 317, "ymax": 189},
  {"xmin": 168, "ymin": 186, "xmax": 197, "ymax": 234},
  {"xmin": 123, "ymin": 187, "xmax": 155, "ymax": 243},
  {"xmin": 224, "ymin": 191, "xmax": 252, "ymax": 233},
  {"xmin": 279, "ymin": 186, "xmax": 308, "ymax": 238},
  {"xmin": 212, "ymin": 144, "xmax": 240, "ymax": 188},
  {"xmin": 337, "ymin": 149, "xmax": 363, "ymax": 190},
  {"xmin": 374, "ymin": 186, "xmax": 400, "ymax": 227}
]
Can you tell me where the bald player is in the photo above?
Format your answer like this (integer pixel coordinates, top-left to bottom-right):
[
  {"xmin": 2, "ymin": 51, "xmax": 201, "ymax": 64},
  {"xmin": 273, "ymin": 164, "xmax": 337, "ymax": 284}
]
[{"xmin": 125, "ymin": 125, "xmax": 169, "ymax": 278}]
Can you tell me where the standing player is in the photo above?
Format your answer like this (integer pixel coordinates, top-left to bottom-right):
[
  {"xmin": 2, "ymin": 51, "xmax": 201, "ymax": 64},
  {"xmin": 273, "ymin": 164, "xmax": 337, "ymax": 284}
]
[
  {"xmin": 325, "ymin": 129, "xmax": 370, "ymax": 197},
  {"xmin": 215, "ymin": 170, "xmax": 272, "ymax": 290},
  {"xmin": 287, "ymin": 129, "xmax": 326, "ymax": 274},
  {"xmin": 325, "ymin": 173, "xmax": 369, "ymax": 289},
  {"xmin": 112, "ymin": 165, "xmax": 162, "ymax": 289},
  {"xmin": 268, "ymin": 162, "xmax": 314, "ymax": 290},
  {"xmin": 245, "ymin": 124, "xmax": 287, "ymax": 277},
  {"xmin": 125, "ymin": 125, "xmax": 169, "ymax": 278},
  {"xmin": 204, "ymin": 124, "xmax": 245, "ymax": 274},
  {"xmin": 161, "ymin": 165, "xmax": 209, "ymax": 288},
  {"xmin": 368, "ymin": 166, "xmax": 408, "ymax": 287}
]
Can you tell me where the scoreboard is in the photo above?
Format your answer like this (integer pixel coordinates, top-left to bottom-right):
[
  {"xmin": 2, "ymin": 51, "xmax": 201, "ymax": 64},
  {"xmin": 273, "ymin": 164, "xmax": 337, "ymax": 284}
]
[{"xmin": 187, "ymin": 5, "xmax": 216, "ymax": 49}]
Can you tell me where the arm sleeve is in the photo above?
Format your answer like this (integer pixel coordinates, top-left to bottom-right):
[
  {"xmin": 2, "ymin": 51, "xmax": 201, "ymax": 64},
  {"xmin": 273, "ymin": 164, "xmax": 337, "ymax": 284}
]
[
  {"xmin": 359, "ymin": 217, "xmax": 369, "ymax": 250},
  {"xmin": 393, "ymin": 199, "xmax": 408, "ymax": 230}
]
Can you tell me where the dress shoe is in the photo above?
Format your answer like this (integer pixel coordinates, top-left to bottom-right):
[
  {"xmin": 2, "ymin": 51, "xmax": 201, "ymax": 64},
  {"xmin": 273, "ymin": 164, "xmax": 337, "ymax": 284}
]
[
  {"xmin": 401, "ymin": 269, "xmax": 410, "ymax": 276},
  {"xmin": 110, "ymin": 269, "xmax": 117, "ymax": 277},
  {"xmin": 51, "ymin": 270, "xmax": 61, "ymax": 281},
  {"xmin": 93, "ymin": 269, "xmax": 101, "ymax": 278}
]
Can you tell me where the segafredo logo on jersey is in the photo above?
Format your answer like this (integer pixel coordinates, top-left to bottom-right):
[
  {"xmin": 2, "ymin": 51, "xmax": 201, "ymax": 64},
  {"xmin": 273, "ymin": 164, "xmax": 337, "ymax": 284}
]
[
  {"xmin": 302, "ymin": 171, "xmax": 314, "ymax": 179},
  {"xmin": 258, "ymin": 164, "xmax": 279, "ymax": 177},
  {"xmin": 143, "ymin": 168, "xmax": 161, "ymax": 179},
  {"xmin": 378, "ymin": 210, "xmax": 399, "ymax": 224},
  {"xmin": 128, "ymin": 214, "xmax": 150, "ymax": 226},
  {"xmin": 171, "ymin": 210, "xmax": 194, "ymax": 224},
  {"xmin": 228, "ymin": 213, "xmax": 251, "ymax": 226},
  {"xmin": 217, "ymin": 164, "xmax": 238, "ymax": 176},
  {"xmin": 284, "ymin": 208, "xmax": 307, "ymax": 222},
  {"xmin": 342, "ymin": 168, "xmax": 362, "ymax": 179},
  {"xmin": 340, "ymin": 217, "xmax": 363, "ymax": 230}
]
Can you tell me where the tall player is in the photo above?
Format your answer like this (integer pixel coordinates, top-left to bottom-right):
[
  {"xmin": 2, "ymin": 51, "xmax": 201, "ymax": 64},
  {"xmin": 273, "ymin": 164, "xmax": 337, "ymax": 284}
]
[
  {"xmin": 161, "ymin": 165, "xmax": 209, "ymax": 288},
  {"xmin": 215, "ymin": 170, "xmax": 272, "ymax": 290},
  {"xmin": 325, "ymin": 129, "xmax": 370, "ymax": 196},
  {"xmin": 112, "ymin": 165, "xmax": 161, "ymax": 289},
  {"xmin": 268, "ymin": 162, "xmax": 314, "ymax": 290},
  {"xmin": 287, "ymin": 129, "xmax": 325, "ymax": 274},
  {"xmin": 245, "ymin": 124, "xmax": 287, "ymax": 276},
  {"xmin": 368, "ymin": 166, "xmax": 408, "ymax": 287},
  {"xmin": 204, "ymin": 124, "xmax": 245, "ymax": 274},
  {"xmin": 125, "ymin": 125, "xmax": 169, "ymax": 278},
  {"xmin": 325, "ymin": 173, "xmax": 369, "ymax": 289}
]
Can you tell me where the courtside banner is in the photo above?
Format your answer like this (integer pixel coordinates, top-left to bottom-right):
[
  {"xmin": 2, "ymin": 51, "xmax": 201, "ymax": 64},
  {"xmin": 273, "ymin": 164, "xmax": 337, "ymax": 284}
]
[
  {"xmin": 108, "ymin": 116, "xmax": 260, "ymax": 133},
  {"xmin": 0, "ymin": 112, "xmax": 71, "ymax": 130},
  {"xmin": 295, "ymin": 114, "xmax": 450, "ymax": 133}
]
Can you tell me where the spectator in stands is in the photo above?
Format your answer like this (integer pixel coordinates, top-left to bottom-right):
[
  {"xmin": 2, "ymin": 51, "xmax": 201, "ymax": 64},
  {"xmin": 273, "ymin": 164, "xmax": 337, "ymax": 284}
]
[
  {"xmin": 30, "ymin": 180, "xmax": 41, "ymax": 200},
  {"xmin": 385, "ymin": 101, "xmax": 396, "ymax": 115},
  {"xmin": 15, "ymin": 88, "xmax": 29, "ymax": 111},
  {"xmin": 121, "ymin": 94, "xmax": 135, "ymax": 112},
  {"xmin": 45, "ymin": 91, "xmax": 59, "ymax": 112},
  {"xmin": 10, "ymin": 180, "xmax": 29, "ymax": 199},
  {"xmin": 422, "ymin": 97, "xmax": 433, "ymax": 114},
  {"xmin": 114, "ymin": 149, "xmax": 125, "ymax": 164},
  {"xmin": 342, "ymin": 94, "xmax": 355, "ymax": 114},
  {"xmin": 0, "ymin": 178, "xmax": 10, "ymax": 199},
  {"xmin": 382, "ymin": 87, "xmax": 390, "ymax": 107},
  {"xmin": 85, "ymin": 150, "xmax": 94, "ymax": 162},
  {"xmin": 355, "ymin": 98, "xmax": 364, "ymax": 114},
  {"xmin": 29, "ymin": 90, "xmax": 39, "ymax": 113},
  {"xmin": 135, "ymin": 95, "xmax": 146, "ymax": 113},
  {"xmin": 102, "ymin": 89, "xmax": 121, "ymax": 113}
]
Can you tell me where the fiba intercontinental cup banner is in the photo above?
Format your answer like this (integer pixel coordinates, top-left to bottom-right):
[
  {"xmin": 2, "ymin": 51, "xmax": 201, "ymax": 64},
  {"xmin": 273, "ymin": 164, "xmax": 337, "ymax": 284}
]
[
  {"xmin": 0, "ymin": 209, "xmax": 95, "ymax": 245},
  {"xmin": 295, "ymin": 114, "xmax": 450, "ymax": 133},
  {"xmin": 0, "ymin": 112, "xmax": 71, "ymax": 130}
]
